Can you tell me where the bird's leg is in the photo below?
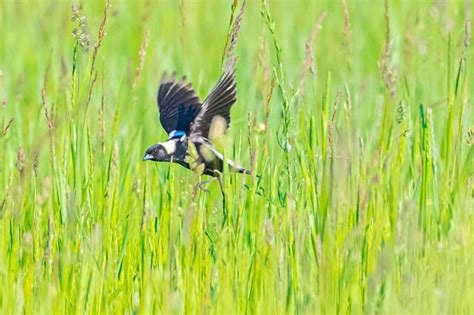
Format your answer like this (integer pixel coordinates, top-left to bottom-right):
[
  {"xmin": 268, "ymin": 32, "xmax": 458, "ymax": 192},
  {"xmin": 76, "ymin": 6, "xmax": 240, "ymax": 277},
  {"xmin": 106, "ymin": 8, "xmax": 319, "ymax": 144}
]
[
  {"xmin": 193, "ymin": 178, "xmax": 216, "ymax": 197},
  {"xmin": 215, "ymin": 172, "xmax": 227, "ymax": 227}
]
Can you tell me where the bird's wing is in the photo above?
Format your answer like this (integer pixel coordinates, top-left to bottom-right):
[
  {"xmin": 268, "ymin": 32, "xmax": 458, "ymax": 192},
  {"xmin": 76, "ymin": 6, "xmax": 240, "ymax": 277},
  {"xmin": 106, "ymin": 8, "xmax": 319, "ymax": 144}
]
[
  {"xmin": 157, "ymin": 73, "xmax": 201, "ymax": 135},
  {"xmin": 189, "ymin": 58, "xmax": 236, "ymax": 139}
]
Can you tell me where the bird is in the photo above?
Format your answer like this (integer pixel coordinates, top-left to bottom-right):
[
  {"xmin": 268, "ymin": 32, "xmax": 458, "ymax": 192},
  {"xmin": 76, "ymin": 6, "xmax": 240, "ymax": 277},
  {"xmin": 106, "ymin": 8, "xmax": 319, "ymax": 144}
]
[{"xmin": 143, "ymin": 58, "xmax": 250, "ymax": 178}]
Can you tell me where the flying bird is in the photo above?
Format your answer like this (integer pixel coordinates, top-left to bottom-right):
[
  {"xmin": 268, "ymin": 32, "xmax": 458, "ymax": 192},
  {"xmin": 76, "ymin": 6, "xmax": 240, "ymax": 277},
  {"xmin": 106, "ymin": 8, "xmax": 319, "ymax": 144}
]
[{"xmin": 143, "ymin": 58, "xmax": 250, "ymax": 177}]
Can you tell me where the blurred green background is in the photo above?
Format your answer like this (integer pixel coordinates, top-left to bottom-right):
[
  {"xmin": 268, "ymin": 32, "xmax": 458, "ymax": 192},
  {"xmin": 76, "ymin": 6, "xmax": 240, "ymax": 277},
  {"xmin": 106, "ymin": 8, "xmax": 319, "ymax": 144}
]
[{"xmin": 1, "ymin": 0, "xmax": 473, "ymax": 313}]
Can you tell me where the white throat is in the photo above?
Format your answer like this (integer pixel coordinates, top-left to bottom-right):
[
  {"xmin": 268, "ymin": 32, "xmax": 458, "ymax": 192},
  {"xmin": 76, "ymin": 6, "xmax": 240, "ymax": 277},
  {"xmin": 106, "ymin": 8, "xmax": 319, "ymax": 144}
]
[{"xmin": 160, "ymin": 139, "xmax": 177, "ymax": 154}]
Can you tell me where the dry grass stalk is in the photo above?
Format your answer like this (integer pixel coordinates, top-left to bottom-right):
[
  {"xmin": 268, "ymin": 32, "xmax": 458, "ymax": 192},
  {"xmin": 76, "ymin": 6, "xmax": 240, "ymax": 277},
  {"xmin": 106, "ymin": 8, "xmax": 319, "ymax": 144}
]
[
  {"xmin": 263, "ymin": 77, "xmax": 275, "ymax": 135},
  {"xmin": 16, "ymin": 146, "xmax": 25, "ymax": 177},
  {"xmin": 379, "ymin": 0, "xmax": 397, "ymax": 99},
  {"xmin": 43, "ymin": 214, "xmax": 53, "ymax": 265},
  {"xmin": 298, "ymin": 12, "xmax": 326, "ymax": 104},
  {"xmin": 86, "ymin": 70, "xmax": 98, "ymax": 107},
  {"xmin": 141, "ymin": 0, "xmax": 152, "ymax": 23},
  {"xmin": 179, "ymin": 0, "xmax": 186, "ymax": 28},
  {"xmin": 222, "ymin": 0, "xmax": 239, "ymax": 64},
  {"xmin": 465, "ymin": 0, "xmax": 472, "ymax": 48},
  {"xmin": 255, "ymin": 30, "xmax": 267, "ymax": 70},
  {"xmin": 254, "ymin": 28, "xmax": 272, "ymax": 138},
  {"xmin": 254, "ymin": 23, "xmax": 273, "ymax": 141},
  {"xmin": 0, "ymin": 174, "xmax": 12, "ymax": 213},
  {"xmin": 342, "ymin": 0, "xmax": 352, "ymax": 66},
  {"xmin": 90, "ymin": 0, "xmax": 111, "ymax": 75},
  {"xmin": 343, "ymin": 82, "xmax": 352, "ymax": 120},
  {"xmin": 223, "ymin": 0, "xmax": 246, "ymax": 64},
  {"xmin": 247, "ymin": 112, "xmax": 255, "ymax": 174},
  {"xmin": 255, "ymin": 29, "xmax": 271, "ymax": 89},
  {"xmin": 42, "ymin": 64, "xmax": 55, "ymax": 134},
  {"xmin": 85, "ymin": 0, "xmax": 111, "ymax": 111},
  {"xmin": 42, "ymin": 64, "xmax": 57, "ymax": 165},
  {"xmin": 98, "ymin": 66, "xmax": 106, "ymax": 154},
  {"xmin": 132, "ymin": 1, "xmax": 152, "ymax": 91},
  {"xmin": 328, "ymin": 90, "xmax": 340, "ymax": 154},
  {"xmin": 179, "ymin": 0, "xmax": 187, "ymax": 50},
  {"xmin": 33, "ymin": 154, "xmax": 39, "ymax": 177},
  {"xmin": 133, "ymin": 30, "xmax": 149, "ymax": 90},
  {"xmin": 2, "ymin": 118, "xmax": 13, "ymax": 137}
]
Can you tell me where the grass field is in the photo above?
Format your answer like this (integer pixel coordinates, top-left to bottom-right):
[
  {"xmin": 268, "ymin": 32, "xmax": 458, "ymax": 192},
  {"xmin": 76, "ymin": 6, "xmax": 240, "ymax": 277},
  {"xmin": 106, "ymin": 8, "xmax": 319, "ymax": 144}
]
[{"xmin": 1, "ymin": 0, "xmax": 474, "ymax": 313}]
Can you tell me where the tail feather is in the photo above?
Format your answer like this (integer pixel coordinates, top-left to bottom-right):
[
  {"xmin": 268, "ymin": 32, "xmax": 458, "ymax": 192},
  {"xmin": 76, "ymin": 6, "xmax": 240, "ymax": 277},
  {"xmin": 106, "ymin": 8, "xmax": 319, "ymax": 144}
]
[
  {"xmin": 209, "ymin": 146, "xmax": 251, "ymax": 175},
  {"xmin": 236, "ymin": 166, "xmax": 251, "ymax": 175},
  {"xmin": 225, "ymin": 158, "xmax": 251, "ymax": 175}
]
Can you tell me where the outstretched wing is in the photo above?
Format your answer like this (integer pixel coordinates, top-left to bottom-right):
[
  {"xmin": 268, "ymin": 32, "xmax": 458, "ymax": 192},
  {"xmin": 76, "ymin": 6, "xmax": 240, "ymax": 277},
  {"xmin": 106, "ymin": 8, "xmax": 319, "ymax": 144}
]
[
  {"xmin": 157, "ymin": 73, "xmax": 201, "ymax": 135},
  {"xmin": 189, "ymin": 58, "xmax": 237, "ymax": 139}
]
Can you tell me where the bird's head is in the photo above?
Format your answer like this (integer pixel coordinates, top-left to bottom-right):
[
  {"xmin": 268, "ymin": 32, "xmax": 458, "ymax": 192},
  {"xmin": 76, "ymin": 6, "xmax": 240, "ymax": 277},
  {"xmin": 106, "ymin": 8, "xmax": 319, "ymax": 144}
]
[
  {"xmin": 143, "ymin": 143, "xmax": 171, "ymax": 162},
  {"xmin": 143, "ymin": 139, "xmax": 181, "ymax": 162}
]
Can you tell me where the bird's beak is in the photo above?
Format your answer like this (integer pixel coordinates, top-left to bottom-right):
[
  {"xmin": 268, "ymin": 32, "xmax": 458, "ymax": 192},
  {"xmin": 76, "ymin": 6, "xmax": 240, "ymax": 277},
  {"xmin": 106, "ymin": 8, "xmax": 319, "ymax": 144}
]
[{"xmin": 143, "ymin": 153, "xmax": 154, "ymax": 161}]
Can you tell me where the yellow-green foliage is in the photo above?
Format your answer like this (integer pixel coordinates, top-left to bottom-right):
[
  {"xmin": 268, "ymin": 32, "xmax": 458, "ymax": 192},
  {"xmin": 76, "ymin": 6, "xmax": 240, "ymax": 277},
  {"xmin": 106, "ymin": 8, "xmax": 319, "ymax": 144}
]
[{"xmin": 1, "ymin": 0, "xmax": 473, "ymax": 313}]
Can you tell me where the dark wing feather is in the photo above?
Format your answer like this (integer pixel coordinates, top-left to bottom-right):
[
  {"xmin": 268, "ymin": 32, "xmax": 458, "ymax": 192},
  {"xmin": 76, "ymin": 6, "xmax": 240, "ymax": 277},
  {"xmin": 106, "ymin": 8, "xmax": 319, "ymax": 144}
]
[
  {"xmin": 190, "ymin": 58, "xmax": 237, "ymax": 139},
  {"xmin": 157, "ymin": 73, "xmax": 201, "ymax": 134}
]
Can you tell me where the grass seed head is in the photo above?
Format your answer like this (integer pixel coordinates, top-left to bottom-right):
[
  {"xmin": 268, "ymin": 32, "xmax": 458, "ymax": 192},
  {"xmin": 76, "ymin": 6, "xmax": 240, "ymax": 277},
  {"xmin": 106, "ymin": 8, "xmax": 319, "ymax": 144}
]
[
  {"xmin": 298, "ymin": 12, "xmax": 326, "ymax": 103},
  {"xmin": 71, "ymin": 4, "xmax": 91, "ymax": 52},
  {"xmin": 16, "ymin": 146, "xmax": 25, "ymax": 177},
  {"xmin": 467, "ymin": 128, "xmax": 474, "ymax": 146},
  {"xmin": 33, "ymin": 153, "xmax": 39, "ymax": 177}
]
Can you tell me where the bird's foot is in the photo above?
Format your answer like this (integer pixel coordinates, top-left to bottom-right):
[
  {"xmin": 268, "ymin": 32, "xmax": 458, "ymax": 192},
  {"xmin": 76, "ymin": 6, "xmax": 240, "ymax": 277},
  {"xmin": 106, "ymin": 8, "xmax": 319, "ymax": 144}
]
[{"xmin": 193, "ymin": 178, "xmax": 216, "ymax": 196}]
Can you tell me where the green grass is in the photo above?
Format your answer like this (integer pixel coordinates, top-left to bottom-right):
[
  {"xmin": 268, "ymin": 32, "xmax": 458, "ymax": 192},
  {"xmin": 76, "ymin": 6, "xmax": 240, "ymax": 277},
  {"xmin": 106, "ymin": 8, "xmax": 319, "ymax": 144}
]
[{"xmin": 1, "ymin": 0, "xmax": 474, "ymax": 313}]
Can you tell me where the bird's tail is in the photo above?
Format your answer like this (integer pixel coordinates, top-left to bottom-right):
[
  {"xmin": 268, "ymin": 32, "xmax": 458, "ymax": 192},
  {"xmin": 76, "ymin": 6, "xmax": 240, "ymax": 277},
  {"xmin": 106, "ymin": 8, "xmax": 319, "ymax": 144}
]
[
  {"xmin": 225, "ymin": 157, "xmax": 252, "ymax": 175},
  {"xmin": 229, "ymin": 163, "xmax": 253, "ymax": 175},
  {"xmin": 234, "ymin": 165, "xmax": 260, "ymax": 177},
  {"xmin": 237, "ymin": 167, "xmax": 251, "ymax": 175}
]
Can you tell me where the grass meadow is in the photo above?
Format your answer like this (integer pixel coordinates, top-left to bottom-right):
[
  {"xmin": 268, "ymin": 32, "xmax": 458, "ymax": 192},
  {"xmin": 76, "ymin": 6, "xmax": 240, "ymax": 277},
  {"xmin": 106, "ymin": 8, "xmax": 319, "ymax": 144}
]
[{"xmin": 1, "ymin": 0, "xmax": 474, "ymax": 313}]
